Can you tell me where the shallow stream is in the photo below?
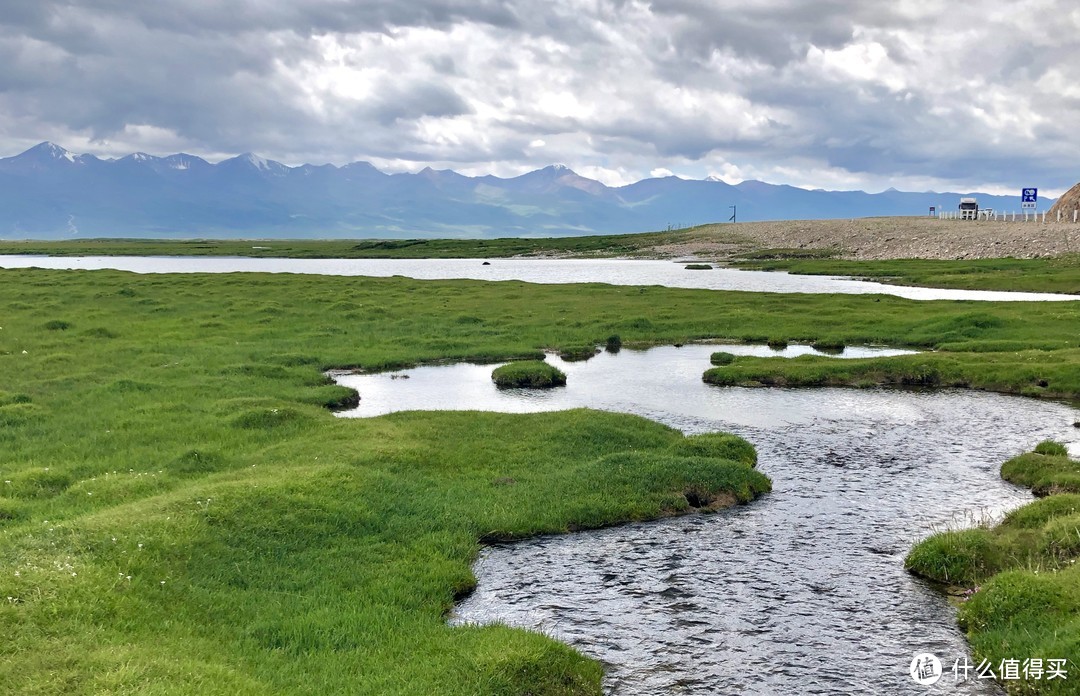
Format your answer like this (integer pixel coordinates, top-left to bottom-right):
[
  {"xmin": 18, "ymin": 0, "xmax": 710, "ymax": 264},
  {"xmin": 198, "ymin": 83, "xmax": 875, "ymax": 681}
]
[{"xmin": 334, "ymin": 344, "xmax": 1080, "ymax": 695}]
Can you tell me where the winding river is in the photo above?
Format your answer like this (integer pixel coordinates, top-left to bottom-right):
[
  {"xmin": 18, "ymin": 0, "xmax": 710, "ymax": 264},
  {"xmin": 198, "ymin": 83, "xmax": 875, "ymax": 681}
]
[{"xmin": 334, "ymin": 345, "xmax": 1080, "ymax": 695}]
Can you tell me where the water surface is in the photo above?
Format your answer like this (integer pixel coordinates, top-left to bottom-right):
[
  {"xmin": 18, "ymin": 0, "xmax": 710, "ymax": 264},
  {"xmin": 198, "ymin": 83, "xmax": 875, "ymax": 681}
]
[
  {"xmin": 2, "ymin": 255, "xmax": 1075, "ymax": 301},
  {"xmin": 333, "ymin": 345, "xmax": 1080, "ymax": 695}
]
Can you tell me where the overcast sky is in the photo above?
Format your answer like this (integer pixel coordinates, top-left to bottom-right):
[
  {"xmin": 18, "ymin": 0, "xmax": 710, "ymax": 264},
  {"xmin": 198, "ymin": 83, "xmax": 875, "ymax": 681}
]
[{"xmin": 1, "ymin": 1, "xmax": 1078, "ymax": 194}]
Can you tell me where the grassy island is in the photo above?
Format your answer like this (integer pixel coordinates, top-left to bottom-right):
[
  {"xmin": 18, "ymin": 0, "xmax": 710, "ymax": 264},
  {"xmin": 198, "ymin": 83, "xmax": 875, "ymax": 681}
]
[{"xmin": 491, "ymin": 360, "xmax": 568, "ymax": 388}]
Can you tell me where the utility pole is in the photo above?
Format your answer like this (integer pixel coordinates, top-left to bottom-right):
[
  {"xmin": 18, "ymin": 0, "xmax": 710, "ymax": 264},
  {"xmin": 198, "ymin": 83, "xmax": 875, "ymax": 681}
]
[{"xmin": 729, "ymin": 205, "xmax": 737, "ymax": 223}]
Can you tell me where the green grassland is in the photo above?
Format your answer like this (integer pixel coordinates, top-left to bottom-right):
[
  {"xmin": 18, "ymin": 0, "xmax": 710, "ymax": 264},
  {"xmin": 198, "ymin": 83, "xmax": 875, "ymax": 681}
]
[
  {"xmin": 0, "ymin": 269, "xmax": 786, "ymax": 695},
  {"xmin": 6, "ymin": 234, "xmax": 1080, "ymax": 295},
  {"xmin": 0, "ymin": 230, "xmax": 712, "ymax": 260},
  {"xmin": 906, "ymin": 443, "xmax": 1080, "ymax": 694},
  {"xmin": 734, "ymin": 254, "xmax": 1080, "ymax": 295},
  {"xmin": 3, "ymin": 268, "xmax": 1080, "ymax": 694}
]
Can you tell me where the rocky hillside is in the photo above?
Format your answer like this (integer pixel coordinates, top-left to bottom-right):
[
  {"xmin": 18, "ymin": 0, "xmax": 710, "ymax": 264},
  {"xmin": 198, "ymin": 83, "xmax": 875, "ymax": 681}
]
[{"xmin": 1048, "ymin": 181, "xmax": 1080, "ymax": 219}]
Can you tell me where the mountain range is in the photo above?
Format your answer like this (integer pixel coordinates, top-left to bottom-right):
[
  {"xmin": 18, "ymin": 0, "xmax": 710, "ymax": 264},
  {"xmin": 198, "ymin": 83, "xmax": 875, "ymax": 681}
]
[{"xmin": 0, "ymin": 142, "xmax": 1050, "ymax": 239}]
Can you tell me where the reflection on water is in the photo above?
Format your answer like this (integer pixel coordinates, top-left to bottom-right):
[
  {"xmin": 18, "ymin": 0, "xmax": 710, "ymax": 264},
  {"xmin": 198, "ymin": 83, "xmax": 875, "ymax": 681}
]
[
  {"xmin": 334, "ymin": 345, "xmax": 1080, "ymax": 695},
  {"xmin": 332, "ymin": 344, "xmax": 919, "ymax": 421},
  {"xmin": 2, "ymin": 255, "xmax": 1077, "ymax": 301}
]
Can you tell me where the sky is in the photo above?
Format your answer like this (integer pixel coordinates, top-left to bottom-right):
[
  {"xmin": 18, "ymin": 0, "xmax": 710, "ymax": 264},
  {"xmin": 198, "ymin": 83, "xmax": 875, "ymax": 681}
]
[{"xmin": 1, "ymin": 0, "xmax": 1078, "ymax": 195}]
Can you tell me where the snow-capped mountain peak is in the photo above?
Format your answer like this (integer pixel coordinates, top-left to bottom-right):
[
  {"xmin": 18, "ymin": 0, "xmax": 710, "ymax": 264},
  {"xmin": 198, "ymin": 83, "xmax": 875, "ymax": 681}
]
[
  {"xmin": 19, "ymin": 141, "xmax": 81, "ymax": 164},
  {"xmin": 222, "ymin": 152, "xmax": 288, "ymax": 175}
]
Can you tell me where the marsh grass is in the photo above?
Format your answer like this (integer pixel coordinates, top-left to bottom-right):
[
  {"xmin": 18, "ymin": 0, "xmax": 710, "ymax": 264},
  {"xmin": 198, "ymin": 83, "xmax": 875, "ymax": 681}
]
[
  {"xmin": 0, "ymin": 231, "xmax": 688, "ymax": 260},
  {"xmin": 735, "ymin": 255, "xmax": 1080, "ymax": 294},
  {"xmin": 702, "ymin": 350, "xmax": 1080, "ymax": 398},
  {"xmin": 710, "ymin": 351, "xmax": 736, "ymax": 366},
  {"xmin": 810, "ymin": 339, "xmax": 845, "ymax": 354},
  {"xmin": 906, "ymin": 446, "xmax": 1080, "ymax": 692},
  {"xmin": 1002, "ymin": 451, "xmax": 1080, "ymax": 496},
  {"xmin": 558, "ymin": 346, "xmax": 600, "ymax": 362},
  {"xmin": 3, "ymin": 267, "xmax": 1080, "ymax": 693},
  {"xmin": 0, "ymin": 268, "xmax": 792, "ymax": 695},
  {"xmin": 491, "ymin": 361, "xmax": 567, "ymax": 388}
]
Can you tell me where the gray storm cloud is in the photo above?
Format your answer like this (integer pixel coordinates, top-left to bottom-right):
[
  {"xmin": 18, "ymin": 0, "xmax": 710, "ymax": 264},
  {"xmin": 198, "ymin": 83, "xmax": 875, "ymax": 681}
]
[{"xmin": 0, "ymin": 0, "xmax": 1077, "ymax": 193}]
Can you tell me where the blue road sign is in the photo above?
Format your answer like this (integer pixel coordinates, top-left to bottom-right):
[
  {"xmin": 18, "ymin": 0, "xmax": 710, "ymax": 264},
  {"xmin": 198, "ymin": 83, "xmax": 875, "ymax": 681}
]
[{"xmin": 1022, "ymin": 188, "xmax": 1038, "ymax": 203}]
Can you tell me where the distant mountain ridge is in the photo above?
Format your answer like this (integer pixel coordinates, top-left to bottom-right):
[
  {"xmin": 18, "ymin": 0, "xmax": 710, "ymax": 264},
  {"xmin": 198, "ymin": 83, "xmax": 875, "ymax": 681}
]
[{"xmin": 0, "ymin": 142, "xmax": 1051, "ymax": 239}]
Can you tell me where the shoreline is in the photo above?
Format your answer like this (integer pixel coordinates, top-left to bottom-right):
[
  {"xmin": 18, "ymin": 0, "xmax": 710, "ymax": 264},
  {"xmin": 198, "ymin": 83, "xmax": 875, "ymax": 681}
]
[{"xmin": 2, "ymin": 216, "xmax": 1079, "ymax": 263}]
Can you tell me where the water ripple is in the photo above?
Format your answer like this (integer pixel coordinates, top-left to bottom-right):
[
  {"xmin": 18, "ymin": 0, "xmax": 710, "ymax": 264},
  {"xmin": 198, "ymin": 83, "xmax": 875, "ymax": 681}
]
[{"xmin": 333, "ymin": 344, "xmax": 1080, "ymax": 695}]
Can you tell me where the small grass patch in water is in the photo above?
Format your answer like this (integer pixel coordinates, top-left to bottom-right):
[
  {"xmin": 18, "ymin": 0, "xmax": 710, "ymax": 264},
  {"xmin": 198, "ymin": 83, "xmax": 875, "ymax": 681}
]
[
  {"xmin": 906, "ymin": 444, "xmax": 1080, "ymax": 692},
  {"xmin": 701, "ymin": 350, "xmax": 1080, "ymax": 398},
  {"xmin": 811, "ymin": 339, "xmax": 845, "ymax": 354},
  {"xmin": 492, "ymin": 360, "xmax": 567, "ymax": 388},
  {"xmin": 684, "ymin": 263, "xmax": 713, "ymax": 270},
  {"xmin": 558, "ymin": 345, "xmax": 599, "ymax": 362},
  {"xmin": 710, "ymin": 351, "xmax": 736, "ymax": 366}
]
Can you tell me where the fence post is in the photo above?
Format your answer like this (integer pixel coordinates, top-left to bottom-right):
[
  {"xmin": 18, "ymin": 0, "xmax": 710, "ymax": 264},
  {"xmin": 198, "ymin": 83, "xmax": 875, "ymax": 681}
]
[
  {"xmin": 1075, "ymin": 210, "xmax": 1078, "ymax": 223},
  {"xmin": 1042, "ymin": 212, "xmax": 1046, "ymax": 223},
  {"xmin": 1059, "ymin": 210, "xmax": 1063, "ymax": 222}
]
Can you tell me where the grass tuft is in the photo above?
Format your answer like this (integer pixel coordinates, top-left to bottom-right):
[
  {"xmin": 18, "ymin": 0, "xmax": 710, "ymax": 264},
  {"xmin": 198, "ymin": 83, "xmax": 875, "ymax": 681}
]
[
  {"xmin": 231, "ymin": 407, "xmax": 310, "ymax": 429},
  {"xmin": 668, "ymin": 432, "xmax": 757, "ymax": 467},
  {"xmin": 1035, "ymin": 440, "xmax": 1070, "ymax": 457},
  {"xmin": 558, "ymin": 346, "xmax": 599, "ymax": 362},
  {"xmin": 907, "ymin": 444, "xmax": 1080, "ymax": 692},
  {"xmin": 492, "ymin": 361, "xmax": 567, "ymax": 388},
  {"xmin": 710, "ymin": 351, "xmax": 736, "ymax": 366}
]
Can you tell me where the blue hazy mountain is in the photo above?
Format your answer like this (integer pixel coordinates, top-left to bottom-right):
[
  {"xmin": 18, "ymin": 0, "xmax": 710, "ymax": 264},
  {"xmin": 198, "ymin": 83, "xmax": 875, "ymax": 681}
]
[{"xmin": 0, "ymin": 143, "xmax": 1051, "ymax": 239}]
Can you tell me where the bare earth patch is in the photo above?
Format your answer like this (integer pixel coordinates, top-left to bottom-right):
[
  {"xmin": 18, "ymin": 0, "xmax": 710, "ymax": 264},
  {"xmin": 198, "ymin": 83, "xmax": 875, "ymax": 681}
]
[{"xmin": 630, "ymin": 217, "xmax": 1080, "ymax": 261}]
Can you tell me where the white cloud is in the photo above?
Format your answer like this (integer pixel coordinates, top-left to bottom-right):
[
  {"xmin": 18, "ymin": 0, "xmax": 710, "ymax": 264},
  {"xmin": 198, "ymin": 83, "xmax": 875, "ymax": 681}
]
[{"xmin": 0, "ymin": 0, "xmax": 1078, "ymax": 192}]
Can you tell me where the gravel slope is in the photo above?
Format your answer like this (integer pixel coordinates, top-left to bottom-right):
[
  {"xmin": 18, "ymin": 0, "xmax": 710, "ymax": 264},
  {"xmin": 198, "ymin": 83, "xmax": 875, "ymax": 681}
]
[{"xmin": 649, "ymin": 216, "xmax": 1080, "ymax": 261}]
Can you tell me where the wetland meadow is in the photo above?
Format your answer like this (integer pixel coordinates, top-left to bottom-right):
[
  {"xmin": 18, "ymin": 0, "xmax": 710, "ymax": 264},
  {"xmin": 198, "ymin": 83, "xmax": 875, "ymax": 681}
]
[{"xmin": 2, "ymin": 235, "xmax": 1080, "ymax": 694}]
